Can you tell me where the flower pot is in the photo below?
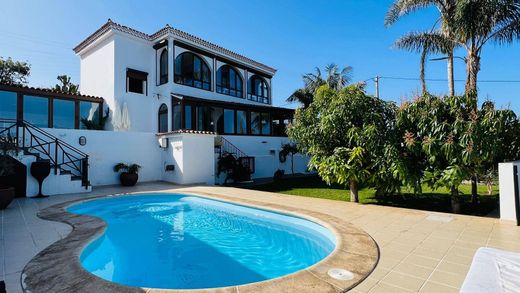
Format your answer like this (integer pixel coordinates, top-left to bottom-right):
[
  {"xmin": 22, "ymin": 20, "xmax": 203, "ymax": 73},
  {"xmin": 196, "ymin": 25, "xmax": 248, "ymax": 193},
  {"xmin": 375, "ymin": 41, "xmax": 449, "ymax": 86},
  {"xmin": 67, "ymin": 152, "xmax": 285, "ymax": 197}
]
[
  {"xmin": 120, "ymin": 172, "xmax": 138, "ymax": 186},
  {"xmin": 30, "ymin": 161, "xmax": 51, "ymax": 198},
  {"xmin": 0, "ymin": 185, "xmax": 15, "ymax": 209}
]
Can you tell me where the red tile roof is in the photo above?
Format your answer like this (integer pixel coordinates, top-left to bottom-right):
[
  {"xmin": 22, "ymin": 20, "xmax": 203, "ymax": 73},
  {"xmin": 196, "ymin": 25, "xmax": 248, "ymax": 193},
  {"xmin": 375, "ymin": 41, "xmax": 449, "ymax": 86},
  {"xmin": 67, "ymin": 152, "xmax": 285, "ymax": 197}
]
[
  {"xmin": 0, "ymin": 83, "xmax": 103, "ymax": 101},
  {"xmin": 74, "ymin": 19, "xmax": 276, "ymax": 74},
  {"xmin": 156, "ymin": 129, "xmax": 216, "ymax": 136}
]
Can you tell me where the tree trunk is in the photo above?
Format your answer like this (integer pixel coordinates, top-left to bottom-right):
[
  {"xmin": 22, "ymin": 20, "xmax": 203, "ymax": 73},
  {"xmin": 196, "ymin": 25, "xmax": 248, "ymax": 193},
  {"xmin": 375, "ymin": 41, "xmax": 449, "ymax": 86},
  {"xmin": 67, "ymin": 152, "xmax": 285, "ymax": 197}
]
[
  {"xmin": 350, "ymin": 179, "xmax": 359, "ymax": 203},
  {"xmin": 447, "ymin": 50, "xmax": 455, "ymax": 96},
  {"xmin": 471, "ymin": 176, "xmax": 478, "ymax": 214},
  {"xmin": 420, "ymin": 48, "xmax": 427, "ymax": 95},
  {"xmin": 450, "ymin": 185, "xmax": 461, "ymax": 214},
  {"xmin": 465, "ymin": 49, "xmax": 480, "ymax": 95},
  {"xmin": 291, "ymin": 153, "xmax": 294, "ymax": 176}
]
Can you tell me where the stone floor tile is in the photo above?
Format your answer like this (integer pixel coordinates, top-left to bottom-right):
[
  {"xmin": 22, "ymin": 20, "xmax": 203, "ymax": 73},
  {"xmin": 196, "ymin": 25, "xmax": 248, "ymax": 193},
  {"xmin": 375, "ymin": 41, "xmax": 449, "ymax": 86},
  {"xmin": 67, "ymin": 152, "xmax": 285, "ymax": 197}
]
[
  {"xmin": 381, "ymin": 271, "xmax": 426, "ymax": 292},
  {"xmin": 419, "ymin": 281, "xmax": 459, "ymax": 293}
]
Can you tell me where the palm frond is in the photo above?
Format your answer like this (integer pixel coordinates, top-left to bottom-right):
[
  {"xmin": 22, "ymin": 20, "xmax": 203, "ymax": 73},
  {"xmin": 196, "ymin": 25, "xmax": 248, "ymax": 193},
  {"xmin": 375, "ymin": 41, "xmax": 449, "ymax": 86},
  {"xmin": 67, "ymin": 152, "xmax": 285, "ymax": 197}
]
[
  {"xmin": 394, "ymin": 31, "xmax": 455, "ymax": 54},
  {"xmin": 385, "ymin": 0, "xmax": 436, "ymax": 26},
  {"xmin": 287, "ymin": 88, "xmax": 314, "ymax": 108}
]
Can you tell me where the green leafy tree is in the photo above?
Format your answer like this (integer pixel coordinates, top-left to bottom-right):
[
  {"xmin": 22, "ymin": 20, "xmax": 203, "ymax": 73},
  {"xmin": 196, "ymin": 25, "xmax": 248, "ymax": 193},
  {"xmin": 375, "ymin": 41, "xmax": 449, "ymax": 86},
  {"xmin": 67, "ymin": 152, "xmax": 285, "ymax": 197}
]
[
  {"xmin": 54, "ymin": 75, "xmax": 79, "ymax": 94},
  {"xmin": 395, "ymin": 93, "xmax": 519, "ymax": 212},
  {"xmin": 279, "ymin": 143, "xmax": 299, "ymax": 176},
  {"xmin": 286, "ymin": 64, "xmax": 353, "ymax": 108},
  {"xmin": 288, "ymin": 84, "xmax": 395, "ymax": 202},
  {"xmin": 0, "ymin": 57, "xmax": 30, "ymax": 85},
  {"xmin": 397, "ymin": 94, "xmax": 473, "ymax": 212}
]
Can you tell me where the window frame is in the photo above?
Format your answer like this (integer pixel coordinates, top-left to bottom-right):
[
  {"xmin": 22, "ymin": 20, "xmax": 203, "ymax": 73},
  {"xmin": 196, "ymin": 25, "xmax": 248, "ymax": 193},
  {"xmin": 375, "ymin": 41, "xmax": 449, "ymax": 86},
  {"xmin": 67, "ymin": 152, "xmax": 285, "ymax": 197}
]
[
  {"xmin": 158, "ymin": 103, "xmax": 168, "ymax": 133},
  {"xmin": 247, "ymin": 75, "xmax": 270, "ymax": 104},
  {"xmin": 216, "ymin": 65, "xmax": 243, "ymax": 98},
  {"xmin": 174, "ymin": 52, "xmax": 212, "ymax": 91},
  {"xmin": 159, "ymin": 49, "xmax": 168, "ymax": 85},
  {"xmin": 126, "ymin": 68, "xmax": 148, "ymax": 95}
]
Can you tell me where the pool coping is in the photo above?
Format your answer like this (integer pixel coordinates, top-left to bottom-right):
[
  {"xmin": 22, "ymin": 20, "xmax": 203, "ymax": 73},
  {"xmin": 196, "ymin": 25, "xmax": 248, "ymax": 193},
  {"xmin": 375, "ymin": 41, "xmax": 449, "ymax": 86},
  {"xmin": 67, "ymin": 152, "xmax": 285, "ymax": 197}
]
[{"xmin": 21, "ymin": 190, "xmax": 380, "ymax": 293}]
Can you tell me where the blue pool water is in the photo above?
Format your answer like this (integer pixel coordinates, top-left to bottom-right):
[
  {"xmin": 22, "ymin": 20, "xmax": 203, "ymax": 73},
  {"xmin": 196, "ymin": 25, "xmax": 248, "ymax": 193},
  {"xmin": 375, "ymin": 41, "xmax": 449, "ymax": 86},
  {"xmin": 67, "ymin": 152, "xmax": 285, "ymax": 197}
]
[{"xmin": 68, "ymin": 194, "xmax": 336, "ymax": 289}]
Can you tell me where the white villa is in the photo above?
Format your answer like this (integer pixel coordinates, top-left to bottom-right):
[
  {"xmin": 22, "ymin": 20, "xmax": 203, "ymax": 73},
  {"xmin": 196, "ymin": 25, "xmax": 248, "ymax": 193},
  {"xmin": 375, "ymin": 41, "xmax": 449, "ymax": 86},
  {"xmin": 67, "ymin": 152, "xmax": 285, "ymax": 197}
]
[{"xmin": 0, "ymin": 19, "xmax": 310, "ymax": 197}]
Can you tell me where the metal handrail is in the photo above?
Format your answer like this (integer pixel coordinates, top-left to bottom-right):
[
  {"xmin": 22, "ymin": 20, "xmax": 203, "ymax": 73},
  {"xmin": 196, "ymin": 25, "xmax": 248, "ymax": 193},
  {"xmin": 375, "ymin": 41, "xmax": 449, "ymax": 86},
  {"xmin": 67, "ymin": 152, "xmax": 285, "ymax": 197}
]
[
  {"xmin": 217, "ymin": 137, "xmax": 255, "ymax": 175},
  {"xmin": 219, "ymin": 137, "xmax": 247, "ymax": 158},
  {"xmin": 0, "ymin": 118, "xmax": 89, "ymax": 188}
]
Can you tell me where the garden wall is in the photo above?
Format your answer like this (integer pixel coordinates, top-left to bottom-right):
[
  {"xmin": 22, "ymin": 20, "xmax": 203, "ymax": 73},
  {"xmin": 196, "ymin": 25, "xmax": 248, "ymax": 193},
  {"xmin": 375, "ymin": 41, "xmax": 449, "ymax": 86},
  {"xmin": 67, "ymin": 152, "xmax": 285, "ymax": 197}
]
[
  {"xmin": 43, "ymin": 128, "xmax": 162, "ymax": 186},
  {"xmin": 222, "ymin": 135, "xmax": 311, "ymax": 179}
]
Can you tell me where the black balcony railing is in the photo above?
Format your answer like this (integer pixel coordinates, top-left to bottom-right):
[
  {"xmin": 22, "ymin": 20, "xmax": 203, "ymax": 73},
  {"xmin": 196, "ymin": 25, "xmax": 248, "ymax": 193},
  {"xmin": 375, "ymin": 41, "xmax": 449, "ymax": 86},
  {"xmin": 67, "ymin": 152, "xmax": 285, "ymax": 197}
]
[{"xmin": 0, "ymin": 118, "xmax": 89, "ymax": 188}]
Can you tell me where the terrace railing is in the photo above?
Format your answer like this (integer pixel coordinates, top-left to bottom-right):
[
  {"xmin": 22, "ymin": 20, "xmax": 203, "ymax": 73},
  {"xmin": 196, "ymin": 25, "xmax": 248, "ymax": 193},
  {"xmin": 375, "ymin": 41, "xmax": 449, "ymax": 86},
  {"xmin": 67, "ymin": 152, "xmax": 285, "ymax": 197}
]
[{"xmin": 0, "ymin": 118, "xmax": 89, "ymax": 188}]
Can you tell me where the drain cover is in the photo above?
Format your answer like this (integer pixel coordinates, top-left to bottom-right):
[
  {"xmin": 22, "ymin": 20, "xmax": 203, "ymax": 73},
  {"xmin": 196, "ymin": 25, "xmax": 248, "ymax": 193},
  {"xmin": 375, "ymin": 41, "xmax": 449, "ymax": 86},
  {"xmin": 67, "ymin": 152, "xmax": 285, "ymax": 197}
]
[{"xmin": 328, "ymin": 268, "xmax": 354, "ymax": 280}]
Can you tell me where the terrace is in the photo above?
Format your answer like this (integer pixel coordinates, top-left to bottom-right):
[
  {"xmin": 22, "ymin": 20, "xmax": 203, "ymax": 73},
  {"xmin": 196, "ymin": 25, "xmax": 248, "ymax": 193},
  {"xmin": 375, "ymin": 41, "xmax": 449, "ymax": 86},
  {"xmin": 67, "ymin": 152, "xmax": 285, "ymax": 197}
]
[{"xmin": 3, "ymin": 182, "xmax": 520, "ymax": 292}]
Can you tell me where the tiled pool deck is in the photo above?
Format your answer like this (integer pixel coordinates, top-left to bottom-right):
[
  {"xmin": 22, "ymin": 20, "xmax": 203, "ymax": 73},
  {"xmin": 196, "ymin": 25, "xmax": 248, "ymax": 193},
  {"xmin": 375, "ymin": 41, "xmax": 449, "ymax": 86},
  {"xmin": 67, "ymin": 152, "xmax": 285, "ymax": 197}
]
[{"xmin": 3, "ymin": 182, "xmax": 520, "ymax": 292}]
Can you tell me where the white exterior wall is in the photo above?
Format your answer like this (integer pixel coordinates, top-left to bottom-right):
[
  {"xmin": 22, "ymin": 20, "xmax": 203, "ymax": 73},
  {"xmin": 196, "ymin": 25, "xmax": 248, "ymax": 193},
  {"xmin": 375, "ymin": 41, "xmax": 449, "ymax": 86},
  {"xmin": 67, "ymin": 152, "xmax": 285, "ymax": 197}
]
[
  {"xmin": 498, "ymin": 161, "xmax": 520, "ymax": 222},
  {"xmin": 222, "ymin": 136, "xmax": 311, "ymax": 179},
  {"xmin": 16, "ymin": 154, "xmax": 90, "ymax": 197},
  {"xmin": 113, "ymin": 34, "xmax": 162, "ymax": 132},
  {"xmin": 43, "ymin": 128, "xmax": 162, "ymax": 186},
  {"xmin": 78, "ymin": 31, "xmax": 275, "ymax": 134},
  {"xmin": 160, "ymin": 133, "xmax": 215, "ymax": 185},
  {"xmin": 79, "ymin": 35, "xmax": 115, "ymax": 129}
]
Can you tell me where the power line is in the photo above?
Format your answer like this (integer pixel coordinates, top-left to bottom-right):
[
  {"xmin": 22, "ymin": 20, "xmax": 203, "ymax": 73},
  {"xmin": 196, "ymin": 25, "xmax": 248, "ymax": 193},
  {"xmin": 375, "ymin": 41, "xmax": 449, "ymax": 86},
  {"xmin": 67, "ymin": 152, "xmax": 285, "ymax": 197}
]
[{"xmin": 378, "ymin": 76, "xmax": 520, "ymax": 83}]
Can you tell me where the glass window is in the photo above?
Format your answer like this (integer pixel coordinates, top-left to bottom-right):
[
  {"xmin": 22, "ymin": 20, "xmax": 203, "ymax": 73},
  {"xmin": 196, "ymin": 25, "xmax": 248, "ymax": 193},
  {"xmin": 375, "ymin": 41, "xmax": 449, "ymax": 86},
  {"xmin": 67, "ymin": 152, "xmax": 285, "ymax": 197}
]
[
  {"xmin": 24, "ymin": 96, "xmax": 48, "ymax": 127},
  {"xmin": 173, "ymin": 104, "xmax": 181, "ymax": 130},
  {"xmin": 174, "ymin": 52, "xmax": 211, "ymax": 90},
  {"xmin": 79, "ymin": 101, "xmax": 100, "ymax": 129},
  {"xmin": 224, "ymin": 109, "xmax": 235, "ymax": 134},
  {"xmin": 250, "ymin": 112, "xmax": 261, "ymax": 135},
  {"xmin": 53, "ymin": 99, "xmax": 75, "ymax": 129},
  {"xmin": 158, "ymin": 104, "xmax": 168, "ymax": 133},
  {"xmin": 159, "ymin": 49, "xmax": 168, "ymax": 84},
  {"xmin": 127, "ymin": 69, "xmax": 147, "ymax": 94},
  {"xmin": 217, "ymin": 65, "xmax": 243, "ymax": 98},
  {"xmin": 206, "ymin": 106, "xmax": 223, "ymax": 133},
  {"xmin": 237, "ymin": 110, "xmax": 247, "ymax": 134},
  {"xmin": 247, "ymin": 75, "xmax": 269, "ymax": 104},
  {"xmin": 185, "ymin": 105, "xmax": 192, "ymax": 130},
  {"xmin": 197, "ymin": 106, "xmax": 205, "ymax": 131},
  {"xmin": 261, "ymin": 112, "xmax": 271, "ymax": 135},
  {"xmin": 0, "ymin": 90, "xmax": 17, "ymax": 119}
]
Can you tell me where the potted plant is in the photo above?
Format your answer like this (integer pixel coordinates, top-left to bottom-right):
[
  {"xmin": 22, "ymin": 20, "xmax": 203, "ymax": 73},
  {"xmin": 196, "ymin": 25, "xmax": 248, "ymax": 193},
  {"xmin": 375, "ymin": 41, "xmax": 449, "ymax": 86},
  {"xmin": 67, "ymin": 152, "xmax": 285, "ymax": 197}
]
[
  {"xmin": 113, "ymin": 163, "xmax": 141, "ymax": 186},
  {"xmin": 0, "ymin": 133, "xmax": 18, "ymax": 209}
]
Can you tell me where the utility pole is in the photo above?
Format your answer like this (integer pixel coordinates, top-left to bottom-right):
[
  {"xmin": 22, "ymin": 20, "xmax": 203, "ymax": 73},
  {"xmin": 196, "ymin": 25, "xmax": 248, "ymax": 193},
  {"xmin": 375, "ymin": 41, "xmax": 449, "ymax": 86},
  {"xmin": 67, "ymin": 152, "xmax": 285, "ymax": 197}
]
[{"xmin": 375, "ymin": 76, "xmax": 380, "ymax": 98}]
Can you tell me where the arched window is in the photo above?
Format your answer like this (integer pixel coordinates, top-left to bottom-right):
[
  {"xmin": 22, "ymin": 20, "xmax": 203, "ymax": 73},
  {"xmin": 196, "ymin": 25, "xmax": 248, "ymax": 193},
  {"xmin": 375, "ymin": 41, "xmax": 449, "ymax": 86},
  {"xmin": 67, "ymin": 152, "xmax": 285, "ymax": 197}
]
[
  {"xmin": 174, "ymin": 52, "xmax": 211, "ymax": 90},
  {"xmin": 158, "ymin": 103, "xmax": 168, "ymax": 133},
  {"xmin": 159, "ymin": 49, "xmax": 168, "ymax": 84},
  {"xmin": 216, "ymin": 65, "xmax": 243, "ymax": 98},
  {"xmin": 247, "ymin": 75, "xmax": 269, "ymax": 104}
]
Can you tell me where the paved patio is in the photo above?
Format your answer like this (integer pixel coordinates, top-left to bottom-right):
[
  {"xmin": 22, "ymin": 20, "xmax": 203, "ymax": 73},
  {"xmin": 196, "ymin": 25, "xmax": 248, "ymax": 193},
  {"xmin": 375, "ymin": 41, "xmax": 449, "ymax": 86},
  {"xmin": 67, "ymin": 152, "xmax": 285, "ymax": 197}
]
[{"xmin": 3, "ymin": 182, "xmax": 520, "ymax": 292}]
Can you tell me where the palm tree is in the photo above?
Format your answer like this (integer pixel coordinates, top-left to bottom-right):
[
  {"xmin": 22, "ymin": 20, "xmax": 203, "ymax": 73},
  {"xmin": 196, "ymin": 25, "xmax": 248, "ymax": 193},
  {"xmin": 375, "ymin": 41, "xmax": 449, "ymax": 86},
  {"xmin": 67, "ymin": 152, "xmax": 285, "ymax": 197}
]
[
  {"xmin": 287, "ymin": 64, "xmax": 353, "ymax": 107},
  {"xmin": 394, "ymin": 31, "xmax": 454, "ymax": 94},
  {"xmin": 386, "ymin": 0, "xmax": 457, "ymax": 96},
  {"xmin": 324, "ymin": 64, "xmax": 353, "ymax": 91},
  {"xmin": 286, "ymin": 88, "xmax": 314, "ymax": 108},
  {"xmin": 387, "ymin": 0, "xmax": 520, "ymax": 96},
  {"xmin": 450, "ymin": 0, "xmax": 520, "ymax": 94}
]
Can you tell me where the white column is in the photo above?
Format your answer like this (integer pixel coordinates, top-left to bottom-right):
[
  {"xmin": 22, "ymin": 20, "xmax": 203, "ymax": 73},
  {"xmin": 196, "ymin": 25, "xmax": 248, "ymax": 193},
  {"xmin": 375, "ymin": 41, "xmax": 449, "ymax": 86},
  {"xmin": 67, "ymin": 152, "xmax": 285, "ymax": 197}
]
[{"xmin": 498, "ymin": 161, "xmax": 520, "ymax": 222}]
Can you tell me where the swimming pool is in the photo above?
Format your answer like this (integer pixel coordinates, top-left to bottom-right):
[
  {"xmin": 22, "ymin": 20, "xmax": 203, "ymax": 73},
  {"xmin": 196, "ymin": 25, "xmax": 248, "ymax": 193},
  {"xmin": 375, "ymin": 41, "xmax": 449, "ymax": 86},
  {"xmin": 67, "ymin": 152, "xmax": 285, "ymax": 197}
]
[{"xmin": 68, "ymin": 193, "xmax": 336, "ymax": 289}]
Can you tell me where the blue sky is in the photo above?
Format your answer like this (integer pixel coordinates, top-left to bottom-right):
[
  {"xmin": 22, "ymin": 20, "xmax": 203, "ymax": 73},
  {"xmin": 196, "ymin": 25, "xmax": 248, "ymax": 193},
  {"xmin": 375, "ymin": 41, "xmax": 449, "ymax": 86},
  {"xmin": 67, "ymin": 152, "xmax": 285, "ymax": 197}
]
[{"xmin": 1, "ymin": 0, "xmax": 519, "ymax": 112}]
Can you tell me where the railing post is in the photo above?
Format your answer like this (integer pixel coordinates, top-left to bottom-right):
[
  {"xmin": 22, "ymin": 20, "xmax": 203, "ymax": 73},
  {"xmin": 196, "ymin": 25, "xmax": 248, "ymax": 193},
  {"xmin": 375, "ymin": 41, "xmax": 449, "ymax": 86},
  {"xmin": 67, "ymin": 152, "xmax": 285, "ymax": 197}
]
[
  {"xmin": 82, "ymin": 156, "xmax": 89, "ymax": 188},
  {"xmin": 15, "ymin": 121, "xmax": 19, "ymax": 155},
  {"xmin": 22, "ymin": 123, "xmax": 25, "ymax": 150},
  {"xmin": 54, "ymin": 138, "xmax": 58, "ymax": 175}
]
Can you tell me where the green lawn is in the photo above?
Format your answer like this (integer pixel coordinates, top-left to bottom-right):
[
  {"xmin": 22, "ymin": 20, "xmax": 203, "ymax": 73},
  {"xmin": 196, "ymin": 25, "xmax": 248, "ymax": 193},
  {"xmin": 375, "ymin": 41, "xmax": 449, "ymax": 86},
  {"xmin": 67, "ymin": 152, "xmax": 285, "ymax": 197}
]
[{"xmin": 245, "ymin": 176, "xmax": 499, "ymax": 216}]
